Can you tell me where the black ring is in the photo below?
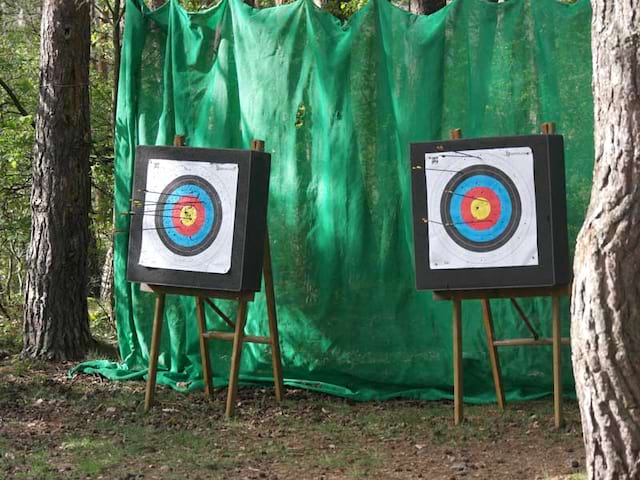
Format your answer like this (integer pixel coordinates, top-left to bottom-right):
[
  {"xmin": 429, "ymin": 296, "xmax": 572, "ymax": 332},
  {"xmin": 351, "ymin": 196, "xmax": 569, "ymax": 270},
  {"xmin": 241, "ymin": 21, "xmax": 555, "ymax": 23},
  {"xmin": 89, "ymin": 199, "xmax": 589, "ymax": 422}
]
[
  {"xmin": 440, "ymin": 165, "xmax": 521, "ymax": 253},
  {"xmin": 155, "ymin": 175, "xmax": 223, "ymax": 256}
]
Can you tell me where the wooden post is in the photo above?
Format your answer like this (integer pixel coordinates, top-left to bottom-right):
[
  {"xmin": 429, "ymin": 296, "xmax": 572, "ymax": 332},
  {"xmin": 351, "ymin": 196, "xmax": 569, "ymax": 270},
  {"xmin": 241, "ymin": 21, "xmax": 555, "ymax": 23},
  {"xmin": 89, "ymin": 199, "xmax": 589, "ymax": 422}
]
[
  {"xmin": 452, "ymin": 298, "xmax": 463, "ymax": 425},
  {"xmin": 543, "ymin": 121, "xmax": 563, "ymax": 428},
  {"xmin": 143, "ymin": 133, "xmax": 186, "ymax": 413},
  {"xmin": 449, "ymin": 127, "xmax": 464, "ymax": 425},
  {"xmin": 195, "ymin": 296, "xmax": 213, "ymax": 399},
  {"xmin": 552, "ymin": 294, "xmax": 563, "ymax": 428},
  {"xmin": 226, "ymin": 299, "xmax": 248, "ymax": 417},
  {"xmin": 541, "ymin": 122, "xmax": 556, "ymax": 135},
  {"xmin": 263, "ymin": 234, "xmax": 284, "ymax": 401},
  {"xmin": 144, "ymin": 293, "xmax": 165, "ymax": 412},
  {"xmin": 434, "ymin": 285, "xmax": 570, "ymax": 427},
  {"xmin": 174, "ymin": 134, "xmax": 186, "ymax": 147},
  {"xmin": 481, "ymin": 299, "xmax": 505, "ymax": 410},
  {"xmin": 251, "ymin": 138, "xmax": 284, "ymax": 402}
]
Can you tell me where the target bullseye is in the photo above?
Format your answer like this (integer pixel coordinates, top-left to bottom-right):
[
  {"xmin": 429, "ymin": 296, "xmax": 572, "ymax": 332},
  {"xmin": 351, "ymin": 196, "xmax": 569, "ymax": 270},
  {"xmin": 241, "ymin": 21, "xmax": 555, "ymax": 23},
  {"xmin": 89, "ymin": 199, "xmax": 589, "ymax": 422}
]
[
  {"xmin": 180, "ymin": 205, "xmax": 197, "ymax": 226},
  {"xmin": 441, "ymin": 165, "xmax": 521, "ymax": 252},
  {"xmin": 155, "ymin": 175, "xmax": 223, "ymax": 256},
  {"xmin": 470, "ymin": 197, "xmax": 491, "ymax": 220},
  {"xmin": 170, "ymin": 195, "xmax": 206, "ymax": 237}
]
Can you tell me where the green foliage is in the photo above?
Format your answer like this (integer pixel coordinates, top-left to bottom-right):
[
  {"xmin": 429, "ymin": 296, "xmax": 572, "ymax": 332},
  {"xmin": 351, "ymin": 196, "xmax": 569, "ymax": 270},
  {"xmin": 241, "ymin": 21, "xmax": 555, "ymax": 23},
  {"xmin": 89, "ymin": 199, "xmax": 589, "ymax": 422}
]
[
  {"xmin": 0, "ymin": 0, "xmax": 120, "ymax": 318},
  {"xmin": 0, "ymin": 1, "xmax": 39, "ymax": 311},
  {"xmin": 324, "ymin": 0, "xmax": 368, "ymax": 20},
  {"xmin": 0, "ymin": 0, "xmax": 376, "ymax": 332},
  {"xmin": 178, "ymin": 0, "xmax": 370, "ymax": 18},
  {"xmin": 88, "ymin": 0, "xmax": 120, "ymax": 295},
  {"xmin": 179, "ymin": 0, "xmax": 219, "ymax": 10}
]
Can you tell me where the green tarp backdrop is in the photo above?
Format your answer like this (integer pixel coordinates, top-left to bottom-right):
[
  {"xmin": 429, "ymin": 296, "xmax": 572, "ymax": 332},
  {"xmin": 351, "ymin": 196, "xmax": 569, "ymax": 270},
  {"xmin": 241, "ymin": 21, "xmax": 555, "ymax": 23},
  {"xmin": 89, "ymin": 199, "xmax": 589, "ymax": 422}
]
[{"xmin": 75, "ymin": 0, "xmax": 594, "ymax": 403}]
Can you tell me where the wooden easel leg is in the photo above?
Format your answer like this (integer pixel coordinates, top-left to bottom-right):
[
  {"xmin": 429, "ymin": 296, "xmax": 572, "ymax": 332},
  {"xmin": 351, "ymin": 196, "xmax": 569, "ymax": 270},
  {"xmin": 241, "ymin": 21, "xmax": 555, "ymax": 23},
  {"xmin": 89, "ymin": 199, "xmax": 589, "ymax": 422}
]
[
  {"xmin": 195, "ymin": 296, "xmax": 213, "ymax": 399},
  {"xmin": 481, "ymin": 299, "xmax": 505, "ymax": 411},
  {"xmin": 552, "ymin": 295, "xmax": 563, "ymax": 428},
  {"xmin": 144, "ymin": 293, "xmax": 165, "ymax": 413},
  {"xmin": 263, "ymin": 231, "xmax": 284, "ymax": 402},
  {"xmin": 452, "ymin": 298, "xmax": 463, "ymax": 425},
  {"xmin": 226, "ymin": 300, "xmax": 248, "ymax": 418}
]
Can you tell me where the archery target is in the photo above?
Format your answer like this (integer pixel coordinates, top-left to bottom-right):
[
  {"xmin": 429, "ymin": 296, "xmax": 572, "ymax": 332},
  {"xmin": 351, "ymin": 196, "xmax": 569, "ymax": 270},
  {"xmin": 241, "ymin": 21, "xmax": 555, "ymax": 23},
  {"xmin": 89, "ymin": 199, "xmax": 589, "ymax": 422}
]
[
  {"xmin": 138, "ymin": 159, "xmax": 238, "ymax": 274},
  {"xmin": 425, "ymin": 147, "xmax": 538, "ymax": 270},
  {"xmin": 155, "ymin": 176, "xmax": 223, "ymax": 256}
]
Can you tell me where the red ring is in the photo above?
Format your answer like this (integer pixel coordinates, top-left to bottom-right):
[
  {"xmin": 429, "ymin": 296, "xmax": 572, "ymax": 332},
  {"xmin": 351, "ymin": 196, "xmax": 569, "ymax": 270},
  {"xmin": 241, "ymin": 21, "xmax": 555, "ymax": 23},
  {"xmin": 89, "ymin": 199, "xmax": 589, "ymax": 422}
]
[
  {"xmin": 460, "ymin": 187, "xmax": 501, "ymax": 231},
  {"xmin": 171, "ymin": 195, "xmax": 205, "ymax": 236}
]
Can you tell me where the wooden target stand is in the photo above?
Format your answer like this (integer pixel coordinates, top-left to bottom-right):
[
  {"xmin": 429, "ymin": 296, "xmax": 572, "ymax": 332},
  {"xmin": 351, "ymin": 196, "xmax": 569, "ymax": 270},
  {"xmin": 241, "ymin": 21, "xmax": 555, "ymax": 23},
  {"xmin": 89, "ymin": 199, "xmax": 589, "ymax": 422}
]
[
  {"xmin": 435, "ymin": 124, "xmax": 571, "ymax": 429},
  {"xmin": 143, "ymin": 136, "xmax": 284, "ymax": 417}
]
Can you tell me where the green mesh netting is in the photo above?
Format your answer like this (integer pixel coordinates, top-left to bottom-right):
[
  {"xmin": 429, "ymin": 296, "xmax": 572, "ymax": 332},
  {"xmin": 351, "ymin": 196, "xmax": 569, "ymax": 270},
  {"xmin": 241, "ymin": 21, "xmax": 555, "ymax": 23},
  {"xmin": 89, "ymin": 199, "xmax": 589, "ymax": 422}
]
[{"xmin": 73, "ymin": 0, "xmax": 594, "ymax": 403}]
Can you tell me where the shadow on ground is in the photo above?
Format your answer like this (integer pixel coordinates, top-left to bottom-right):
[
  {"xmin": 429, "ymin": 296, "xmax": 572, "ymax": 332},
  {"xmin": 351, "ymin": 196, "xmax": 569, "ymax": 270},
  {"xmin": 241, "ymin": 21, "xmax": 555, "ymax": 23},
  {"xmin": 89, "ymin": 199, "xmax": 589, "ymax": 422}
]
[{"xmin": 0, "ymin": 358, "xmax": 585, "ymax": 480}]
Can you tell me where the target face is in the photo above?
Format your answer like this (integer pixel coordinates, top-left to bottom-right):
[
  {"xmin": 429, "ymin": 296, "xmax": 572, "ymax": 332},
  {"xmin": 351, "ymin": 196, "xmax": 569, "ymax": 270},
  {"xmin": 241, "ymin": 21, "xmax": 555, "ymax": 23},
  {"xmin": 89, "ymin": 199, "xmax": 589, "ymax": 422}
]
[
  {"xmin": 441, "ymin": 165, "xmax": 521, "ymax": 252},
  {"xmin": 155, "ymin": 176, "xmax": 223, "ymax": 256},
  {"xmin": 425, "ymin": 147, "xmax": 538, "ymax": 270},
  {"xmin": 138, "ymin": 159, "xmax": 239, "ymax": 274}
]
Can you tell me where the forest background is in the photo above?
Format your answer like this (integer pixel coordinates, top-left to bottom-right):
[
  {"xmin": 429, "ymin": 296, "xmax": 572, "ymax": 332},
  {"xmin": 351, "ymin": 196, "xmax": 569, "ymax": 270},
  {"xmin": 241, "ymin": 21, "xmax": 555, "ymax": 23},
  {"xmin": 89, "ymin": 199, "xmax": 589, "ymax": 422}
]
[{"xmin": 0, "ymin": 0, "xmax": 503, "ymax": 352}]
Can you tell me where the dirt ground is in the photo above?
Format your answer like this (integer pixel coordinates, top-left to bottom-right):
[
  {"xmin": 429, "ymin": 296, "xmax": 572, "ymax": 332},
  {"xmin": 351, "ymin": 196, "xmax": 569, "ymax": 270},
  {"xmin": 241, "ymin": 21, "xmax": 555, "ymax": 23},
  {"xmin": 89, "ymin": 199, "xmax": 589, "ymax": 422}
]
[{"xmin": 0, "ymin": 356, "xmax": 586, "ymax": 480}]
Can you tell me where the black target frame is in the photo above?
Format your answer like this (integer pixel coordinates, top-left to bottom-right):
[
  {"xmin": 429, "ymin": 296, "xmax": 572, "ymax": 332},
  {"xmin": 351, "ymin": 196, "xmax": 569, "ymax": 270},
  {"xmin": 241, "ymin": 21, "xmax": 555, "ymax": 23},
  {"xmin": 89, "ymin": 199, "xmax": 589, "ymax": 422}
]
[
  {"xmin": 410, "ymin": 134, "xmax": 570, "ymax": 291},
  {"xmin": 127, "ymin": 145, "xmax": 271, "ymax": 292}
]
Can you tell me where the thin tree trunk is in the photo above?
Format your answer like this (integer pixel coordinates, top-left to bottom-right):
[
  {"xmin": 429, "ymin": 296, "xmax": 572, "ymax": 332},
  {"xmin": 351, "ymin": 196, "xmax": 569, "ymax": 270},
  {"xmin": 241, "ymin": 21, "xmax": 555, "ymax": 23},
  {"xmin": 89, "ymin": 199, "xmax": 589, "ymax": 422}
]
[
  {"xmin": 99, "ymin": 242, "xmax": 114, "ymax": 321},
  {"xmin": 23, "ymin": 0, "xmax": 93, "ymax": 361},
  {"xmin": 112, "ymin": 0, "xmax": 123, "ymax": 129},
  {"xmin": 103, "ymin": 0, "xmax": 123, "ymax": 324},
  {"xmin": 5, "ymin": 254, "xmax": 14, "ymax": 298},
  {"xmin": 571, "ymin": 1, "xmax": 640, "ymax": 478}
]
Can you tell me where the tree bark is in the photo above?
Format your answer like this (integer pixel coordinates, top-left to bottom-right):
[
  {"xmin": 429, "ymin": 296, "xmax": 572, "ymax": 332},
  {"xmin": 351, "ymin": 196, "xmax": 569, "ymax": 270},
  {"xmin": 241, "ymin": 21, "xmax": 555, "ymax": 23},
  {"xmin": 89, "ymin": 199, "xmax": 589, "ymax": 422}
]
[
  {"xmin": 409, "ymin": 0, "xmax": 445, "ymax": 15},
  {"xmin": 112, "ymin": 0, "xmax": 123, "ymax": 129},
  {"xmin": 99, "ymin": 242, "xmax": 114, "ymax": 322},
  {"xmin": 23, "ymin": 0, "xmax": 93, "ymax": 360},
  {"xmin": 571, "ymin": 1, "xmax": 640, "ymax": 478}
]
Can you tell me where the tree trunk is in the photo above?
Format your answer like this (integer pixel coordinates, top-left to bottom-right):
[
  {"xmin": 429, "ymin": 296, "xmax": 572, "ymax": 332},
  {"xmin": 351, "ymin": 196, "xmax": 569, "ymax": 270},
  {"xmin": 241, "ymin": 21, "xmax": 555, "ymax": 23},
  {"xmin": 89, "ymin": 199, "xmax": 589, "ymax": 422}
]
[
  {"xmin": 99, "ymin": 242, "xmax": 114, "ymax": 322},
  {"xmin": 409, "ymin": 0, "xmax": 445, "ymax": 15},
  {"xmin": 23, "ymin": 0, "xmax": 93, "ymax": 361},
  {"xmin": 571, "ymin": 1, "xmax": 640, "ymax": 478},
  {"xmin": 112, "ymin": 0, "xmax": 123, "ymax": 129}
]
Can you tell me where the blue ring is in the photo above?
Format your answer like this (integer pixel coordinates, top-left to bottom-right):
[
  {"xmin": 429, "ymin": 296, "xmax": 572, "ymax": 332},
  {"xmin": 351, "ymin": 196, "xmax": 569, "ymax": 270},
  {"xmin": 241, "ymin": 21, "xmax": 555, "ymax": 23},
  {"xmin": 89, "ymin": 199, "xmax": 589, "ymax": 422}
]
[
  {"xmin": 162, "ymin": 184, "xmax": 215, "ymax": 247},
  {"xmin": 449, "ymin": 175, "xmax": 512, "ymax": 243},
  {"xmin": 154, "ymin": 175, "xmax": 223, "ymax": 256},
  {"xmin": 440, "ymin": 164, "xmax": 522, "ymax": 253}
]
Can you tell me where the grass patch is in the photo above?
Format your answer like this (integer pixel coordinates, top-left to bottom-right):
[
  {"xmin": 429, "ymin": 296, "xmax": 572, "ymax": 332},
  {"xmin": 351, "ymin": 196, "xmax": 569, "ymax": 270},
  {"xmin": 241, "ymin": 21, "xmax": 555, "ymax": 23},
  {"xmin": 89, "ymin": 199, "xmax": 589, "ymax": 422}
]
[
  {"xmin": 60, "ymin": 436, "xmax": 127, "ymax": 476},
  {"xmin": 0, "ymin": 361, "xmax": 586, "ymax": 480},
  {"xmin": 1, "ymin": 447, "xmax": 57, "ymax": 480}
]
